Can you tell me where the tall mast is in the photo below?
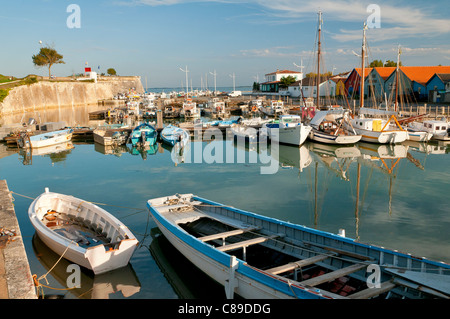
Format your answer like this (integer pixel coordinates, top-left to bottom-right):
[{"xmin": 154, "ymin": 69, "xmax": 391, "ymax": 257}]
[
  {"xmin": 316, "ymin": 11, "xmax": 322, "ymax": 109},
  {"xmin": 360, "ymin": 23, "xmax": 367, "ymax": 109},
  {"xmin": 394, "ymin": 45, "xmax": 401, "ymax": 112}
]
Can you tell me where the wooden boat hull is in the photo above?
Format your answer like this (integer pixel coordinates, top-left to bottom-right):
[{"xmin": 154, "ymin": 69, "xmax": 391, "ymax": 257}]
[
  {"xmin": 20, "ymin": 129, "xmax": 73, "ymax": 149},
  {"xmin": 93, "ymin": 129, "xmax": 128, "ymax": 146},
  {"xmin": 29, "ymin": 188, "xmax": 138, "ymax": 275},
  {"xmin": 147, "ymin": 194, "xmax": 450, "ymax": 299},
  {"xmin": 308, "ymin": 128, "xmax": 361, "ymax": 145}
]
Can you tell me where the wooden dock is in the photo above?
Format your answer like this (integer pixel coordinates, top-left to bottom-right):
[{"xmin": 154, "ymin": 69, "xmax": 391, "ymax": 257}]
[{"xmin": 0, "ymin": 180, "xmax": 36, "ymax": 299}]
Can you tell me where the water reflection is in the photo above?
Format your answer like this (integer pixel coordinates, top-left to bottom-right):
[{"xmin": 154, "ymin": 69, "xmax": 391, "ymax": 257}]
[
  {"xmin": 32, "ymin": 234, "xmax": 141, "ymax": 299},
  {"xmin": 19, "ymin": 141, "xmax": 74, "ymax": 165},
  {"xmin": 0, "ymin": 104, "xmax": 107, "ymax": 128},
  {"xmin": 148, "ymin": 228, "xmax": 226, "ymax": 299}
]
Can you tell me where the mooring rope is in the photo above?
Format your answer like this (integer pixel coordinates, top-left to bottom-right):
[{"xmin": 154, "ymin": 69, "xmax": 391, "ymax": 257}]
[
  {"xmin": 9, "ymin": 191, "xmax": 146, "ymax": 213},
  {"xmin": 32, "ymin": 241, "xmax": 77, "ymax": 298}
]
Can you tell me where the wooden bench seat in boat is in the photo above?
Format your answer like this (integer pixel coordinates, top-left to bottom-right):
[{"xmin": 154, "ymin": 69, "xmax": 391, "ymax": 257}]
[
  {"xmin": 198, "ymin": 226, "xmax": 261, "ymax": 242},
  {"xmin": 300, "ymin": 263, "xmax": 367, "ymax": 287},
  {"xmin": 265, "ymin": 253, "xmax": 337, "ymax": 275},
  {"xmin": 216, "ymin": 234, "xmax": 280, "ymax": 252},
  {"xmin": 348, "ymin": 280, "xmax": 397, "ymax": 299}
]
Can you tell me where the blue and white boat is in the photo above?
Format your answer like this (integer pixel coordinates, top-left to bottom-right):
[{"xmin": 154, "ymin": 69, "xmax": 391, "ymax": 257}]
[
  {"xmin": 130, "ymin": 123, "xmax": 157, "ymax": 147},
  {"xmin": 18, "ymin": 129, "xmax": 73, "ymax": 149},
  {"xmin": 148, "ymin": 194, "xmax": 450, "ymax": 299},
  {"xmin": 160, "ymin": 125, "xmax": 190, "ymax": 147},
  {"xmin": 308, "ymin": 109, "xmax": 361, "ymax": 145}
]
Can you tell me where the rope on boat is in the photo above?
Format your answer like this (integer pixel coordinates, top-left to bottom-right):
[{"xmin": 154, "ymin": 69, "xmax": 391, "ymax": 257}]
[
  {"xmin": 9, "ymin": 191, "xmax": 146, "ymax": 214},
  {"xmin": 32, "ymin": 241, "xmax": 77, "ymax": 298}
]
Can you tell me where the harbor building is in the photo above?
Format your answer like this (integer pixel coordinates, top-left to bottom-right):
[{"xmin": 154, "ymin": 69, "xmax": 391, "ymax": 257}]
[{"xmin": 260, "ymin": 69, "xmax": 303, "ymax": 93}]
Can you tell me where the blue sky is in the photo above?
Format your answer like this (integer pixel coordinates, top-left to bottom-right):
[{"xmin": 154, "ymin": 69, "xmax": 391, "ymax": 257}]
[{"xmin": 1, "ymin": 0, "xmax": 449, "ymax": 88}]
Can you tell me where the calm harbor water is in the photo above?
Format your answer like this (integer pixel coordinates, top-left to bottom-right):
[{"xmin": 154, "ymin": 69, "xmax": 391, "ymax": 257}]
[{"xmin": 0, "ymin": 105, "xmax": 449, "ymax": 299}]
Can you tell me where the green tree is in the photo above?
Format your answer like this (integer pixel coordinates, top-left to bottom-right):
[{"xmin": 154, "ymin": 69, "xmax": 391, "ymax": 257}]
[
  {"xmin": 305, "ymin": 71, "xmax": 333, "ymax": 78},
  {"xmin": 252, "ymin": 82, "xmax": 260, "ymax": 91},
  {"xmin": 279, "ymin": 75, "xmax": 297, "ymax": 88},
  {"xmin": 107, "ymin": 68, "xmax": 117, "ymax": 76},
  {"xmin": 32, "ymin": 46, "xmax": 65, "ymax": 79},
  {"xmin": 384, "ymin": 60, "xmax": 402, "ymax": 67},
  {"xmin": 369, "ymin": 59, "xmax": 384, "ymax": 67}
]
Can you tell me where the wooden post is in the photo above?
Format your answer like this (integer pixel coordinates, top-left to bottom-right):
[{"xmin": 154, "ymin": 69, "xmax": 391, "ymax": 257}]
[{"xmin": 225, "ymin": 256, "xmax": 239, "ymax": 299}]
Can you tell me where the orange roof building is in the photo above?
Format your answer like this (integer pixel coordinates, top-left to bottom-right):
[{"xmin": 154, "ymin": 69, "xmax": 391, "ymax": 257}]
[
  {"xmin": 344, "ymin": 68, "xmax": 373, "ymax": 96},
  {"xmin": 364, "ymin": 67, "xmax": 396, "ymax": 100},
  {"xmin": 384, "ymin": 66, "xmax": 450, "ymax": 100}
]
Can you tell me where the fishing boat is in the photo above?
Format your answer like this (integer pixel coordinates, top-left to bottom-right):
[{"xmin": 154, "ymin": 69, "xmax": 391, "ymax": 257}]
[
  {"xmin": 147, "ymin": 193, "xmax": 450, "ymax": 299},
  {"xmin": 160, "ymin": 125, "xmax": 190, "ymax": 147},
  {"xmin": 262, "ymin": 114, "xmax": 312, "ymax": 146},
  {"xmin": 408, "ymin": 119, "xmax": 449, "ymax": 141},
  {"xmin": 308, "ymin": 109, "xmax": 361, "ymax": 145},
  {"xmin": 345, "ymin": 108, "xmax": 408, "ymax": 144},
  {"xmin": 29, "ymin": 188, "xmax": 138, "ymax": 275},
  {"xmin": 180, "ymin": 99, "xmax": 201, "ymax": 119},
  {"xmin": 164, "ymin": 105, "xmax": 180, "ymax": 119},
  {"xmin": 130, "ymin": 123, "xmax": 157, "ymax": 147},
  {"xmin": 18, "ymin": 129, "xmax": 73, "ymax": 149},
  {"xmin": 260, "ymin": 100, "xmax": 284, "ymax": 117},
  {"xmin": 206, "ymin": 98, "xmax": 229, "ymax": 118},
  {"xmin": 93, "ymin": 126, "xmax": 129, "ymax": 146}
]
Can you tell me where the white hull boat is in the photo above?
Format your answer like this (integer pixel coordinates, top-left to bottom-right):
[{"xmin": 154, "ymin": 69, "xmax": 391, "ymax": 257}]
[
  {"xmin": 19, "ymin": 129, "xmax": 73, "ymax": 149},
  {"xmin": 308, "ymin": 110, "xmax": 361, "ymax": 145},
  {"xmin": 262, "ymin": 115, "xmax": 312, "ymax": 146},
  {"xmin": 148, "ymin": 194, "xmax": 450, "ymax": 299},
  {"xmin": 161, "ymin": 125, "xmax": 190, "ymax": 147},
  {"xmin": 347, "ymin": 108, "xmax": 408, "ymax": 144},
  {"xmin": 405, "ymin": 128, "xmax": 433, "ymax": 142},
  {"xmin": 408, "ymin": 120, "xmax": 449, "ymax": 141},
  {"xmin": 29, "ymin": 188, "xmax": 138, "ymax": 275}
]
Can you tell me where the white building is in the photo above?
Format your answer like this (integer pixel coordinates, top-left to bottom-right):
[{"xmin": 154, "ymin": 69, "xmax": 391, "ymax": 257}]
[
  {"xmin": 287, "ymin": 77, "xmax": 336, "ymax": 98},
  {"xmin": 260, "ymin": 69, "xmax": 303, "ymax": 93}
]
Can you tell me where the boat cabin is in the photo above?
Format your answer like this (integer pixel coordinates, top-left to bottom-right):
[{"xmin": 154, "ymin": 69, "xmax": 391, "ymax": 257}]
[
  {"xmin": 353, "ymin": 118, "xmax": 387, "ymax": 132},
  {"xmin": 279, "ymin": 115, "xmax": 302, "ymax": 127},
  {"xmin": 422, "ymin": 120, "xmax": 448, "ymax": 134}
]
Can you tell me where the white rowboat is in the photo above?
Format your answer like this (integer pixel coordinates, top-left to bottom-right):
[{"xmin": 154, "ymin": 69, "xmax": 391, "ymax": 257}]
[{"xmin": 29, "ymin": 188, "xmax": 138, "ymax": 275}]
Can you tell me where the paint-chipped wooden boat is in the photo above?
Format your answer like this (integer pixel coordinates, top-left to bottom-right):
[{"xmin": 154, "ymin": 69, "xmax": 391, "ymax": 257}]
[
  {"xmin": 147, "ymin": 194, "xmax": 450, "ymax": 299},
  {"xmin": 29, "ymin": 188, "xmax": 138, "ymax": 275}
]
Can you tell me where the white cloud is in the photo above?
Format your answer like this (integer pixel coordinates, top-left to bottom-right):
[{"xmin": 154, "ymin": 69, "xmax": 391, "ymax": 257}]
[{"xmin": 121, "ymin": 0, "xmax": 450, "ymax": 42}]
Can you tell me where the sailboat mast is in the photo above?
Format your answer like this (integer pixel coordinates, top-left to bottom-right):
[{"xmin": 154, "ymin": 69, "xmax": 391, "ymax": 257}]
[
  {"xmin": 394, "ymin": 45, "xmax": 401, "ymax": 112},
  {"xmin": 317, "ymin": 11, "xmax": 322, "ymax": 110},
  {"xmin": 360, "ymin": 23, "xmax": 367, "ymax": 109}
]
